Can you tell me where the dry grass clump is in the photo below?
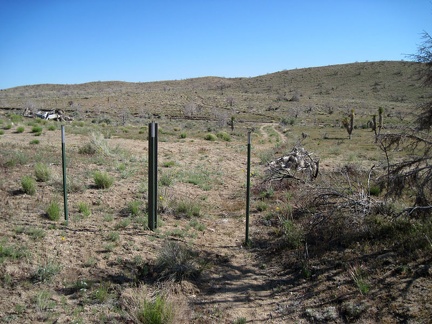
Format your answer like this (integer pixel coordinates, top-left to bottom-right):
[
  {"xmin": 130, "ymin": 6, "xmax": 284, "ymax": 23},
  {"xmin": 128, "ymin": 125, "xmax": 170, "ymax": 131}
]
[
  {"xmin": 155, "ymin": 241, "xmax": 202, "ymax": 282},
  {"xmin": 120, "ymin": 285, "xmax": 190, "ymax": 323}
]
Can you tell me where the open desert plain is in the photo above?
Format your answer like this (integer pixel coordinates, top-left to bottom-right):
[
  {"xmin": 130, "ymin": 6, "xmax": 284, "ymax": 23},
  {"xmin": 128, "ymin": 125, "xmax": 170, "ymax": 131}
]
[{"xmin": 0, "ymin": 61, "xmax": 431, "ymax": 323}]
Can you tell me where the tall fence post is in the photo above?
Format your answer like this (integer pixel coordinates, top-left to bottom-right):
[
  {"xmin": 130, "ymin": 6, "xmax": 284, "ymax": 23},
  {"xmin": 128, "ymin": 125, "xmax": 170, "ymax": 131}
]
[
  {"xmin": 245, "ymin": 131, "xmax": 251, "ymax": 245},
  {"xmin": 148, "ymin": 121, "xmax": 158, "ymax": 230},
  {"xmin": 61, "ymin": 125, "xmax": 69, "ymax": 226}
]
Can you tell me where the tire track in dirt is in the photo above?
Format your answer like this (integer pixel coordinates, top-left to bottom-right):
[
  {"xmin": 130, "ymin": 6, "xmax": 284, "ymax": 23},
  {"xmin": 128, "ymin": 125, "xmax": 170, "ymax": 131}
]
[{"xmin": 259, "ymin": 123, "xmax": 286, "ymax": 144}]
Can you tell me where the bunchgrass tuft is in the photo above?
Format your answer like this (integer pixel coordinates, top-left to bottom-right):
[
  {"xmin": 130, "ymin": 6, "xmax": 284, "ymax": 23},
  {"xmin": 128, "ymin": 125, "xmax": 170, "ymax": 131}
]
[
  {"xmin": 46, "ymin": 200, "xmax": 61, "ymax": 221},
  {"xmin": 34, "ymin": 162, "xmax": 51, "ymax": 182},
  {"xmin": 21, "ymin": 175, "xmax": 36, "ymax": 195},
  {"xmin": 93, "ymin": 171, "xmax": 114, "ymax": 189}
]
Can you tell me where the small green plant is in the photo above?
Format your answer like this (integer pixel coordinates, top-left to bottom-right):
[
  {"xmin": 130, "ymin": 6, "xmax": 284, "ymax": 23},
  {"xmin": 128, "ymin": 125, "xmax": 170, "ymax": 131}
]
[
  {"xmin": 216, "ymin": 131, "xmax": 231, "ymax": 141},
  {"xmin": 16, "ymin": 126, "xmax": 25, "ymax": 133},
  {"xmin": 0, "ymin": 242, "xmax": 28, "ymax": 261},
  {"xmin": 32, "ymin": 259, "xmax": 62, "ymax": 282},
  {"xmin": 4, "ymin": 124, "xmax": 12, "ymax": 130},
  {"xmin": 34, "ymin": 162, "xmax": 51, "ymax": 182},
  {"xmin": 47, "ymin": 124, "xmax": 56, "ymax": 131},
  {"xmin": 0, "ymin": 129, "xmax": 4, "ymax": 135},
  {"xmin": 348, "ymin": 263, "xmax": 370, "ymax": 295},
  {"xmin": 77, "ymin": 202, "xmax": 91, "ymax": 217},
  {"xmin": 156, "ymin": 241, "xmax": 201, "ymax": 281},
  {"xmin": 204, "ymin": 133, "xmax": 217, "ymax": 141},
  {"xmin": 174, "ymin": 199, "xmax": 201, "ymax": 218},
  {"xmin": 159, "ymin": 172, "xmax": 173, "ymax": 187},
  {"xmin": 136, "ymin": 294, "xmax": 175, "ymax": 324},
  {"xmin": 21, "ymin": 175, "xmax": 36, "ymax": 195},
  {"xmin": 127, "ymin": 200, "xmax": 141, "ymax": 216},
  {"xmin": 162, "ymin": 161, "xmax": 176, "ymax": 168},
  {"xmin": 256, "ymin": 201, "xmax": 268, "ymax": 212},
  {"xmin": 78, "ymin": 142, "xmax": 97, "ymax": 155},
  {"xmin": 31, "ymin": 125, "xmax": 43, "ymax": 133},
  {"xmin": 115, "ymin": 218, "xmax": 131, "ymax": 229},
  {"xmin": 179, "ymin": 132, "xmax": 187, "ymax": 139},
  {"xmin": 29, "ymin": 139, "xmax": 40, "ymax": 144},
  {"xmin": 34, "ymin": 290, "xmax": 56, "ymax": 311},
  {"xmin": 106, "ymin": 231, "xmax": 120, "ymax": 242},
  {"xmin": 46, "ymin": 200, "xmax": 61, "ymax": 221},
  {"xmin": 91, "ymin": 282, "xmax": 111, "ymax": 303},
  {"xmin": 280, "ymin": 218, "xmax": 304, "ymax": 249},
  {"xmin": 234, "ymin": 317, "xmax": 247, "ymax": 324},
  {"xmin": 93, "ymin": 171, "xmax": 114, "ymax": 189},
  {"xmin": 369, "ymin": 185, "xmax": 381, "ymax": 196}
]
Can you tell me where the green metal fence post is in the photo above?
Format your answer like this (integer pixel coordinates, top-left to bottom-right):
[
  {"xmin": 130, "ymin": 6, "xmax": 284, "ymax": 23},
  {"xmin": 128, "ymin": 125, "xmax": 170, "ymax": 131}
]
[
  {"xmin": 245, "ymin": 131, "xmax": 251, "ymax": 245},
  {"xmin": 148, "ymin": 122, "xmax": 158, "ymax": 230},
  {"xmin": 61, "ymin": 125, "xmax": 69, "ymax": 226}
]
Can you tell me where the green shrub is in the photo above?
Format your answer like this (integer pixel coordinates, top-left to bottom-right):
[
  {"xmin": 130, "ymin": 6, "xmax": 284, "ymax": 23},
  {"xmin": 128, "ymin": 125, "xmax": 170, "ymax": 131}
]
[
  {"xmin": 21, "ymin": 176, "xmax": 36, "ymax": 195},
  {"xmin": 174, "ymin": 199, "xmax": 201, "ymax": 218},
  {"xmin": 216, "ymin": 131, "xmax": 231, "ymax": 141},
  {"xmin": 159, "ymin": 172, "xmax": 173, "ymax": 187},
  {"xmin": 0, "ymin": 130, "xmax": 4, "ymax": 135},
  {"xmin": 77, "ymin": 202, "xmax": 91, "ymax": 217},
  {"xmin": 4, "ymin": 124, "xmax": 12, "ymax": 130},
  {"xmin": 156, "ymin": 241, "xmax": 201, "ymax": 281},
  {"xmin": 93, "ymin": 171, "xmax": 114, "ymax": 189},
  {"xmin": 162, "ymin": 161, "xmax": 176, "ymax": 168},
  {"xmin": 9, "ymin": 114, "xmax": 23, "ymax": 123},
  {"xmin": 46, "ymin": 201, "xmax": 61, "ymax": 221},
  {"xmin": 34, "ymin": 163, "xmax": 51, "ymax": 182},
  {"xmin": 32, "ymin": 260, "xmax": 61, "ymax": 283},
  {"xmin": 47, "ymin": 124, "xmax": 56, "ymax": 131},
  {"xmin": 179, "ymin": 132, "xmax": 187, "ymax": 139},
  {"xmin": 29, "ymin": 139, "xmax": 40, "ymax": 144},
  {"xmin": 369, "ymin": 185, "xmax": 381, "ymax": 196},
  {"xmin": 127, "ymin": 200, "xmax": 141, "ymax": 216},
  {"xmin": 136, "ymin": 294, "xmax": 174, "ymax": 324},
  {"xmin": 204, "ymin": 133, "xmax": 217, "ymax": 141},
  {"xmin": 31, "ymin": 125, "xmax": 43, "ymax": 133},
  {"xmin": 78, "ymin": 142, "xmax": 97, "ymax": 155},
  {"xmin": 281, "ymin": 218, "xmax": 304, "ymax": 249},
  {"xmin": 16, "ymin": 126, "xmax": 25, "ymax": 133}
]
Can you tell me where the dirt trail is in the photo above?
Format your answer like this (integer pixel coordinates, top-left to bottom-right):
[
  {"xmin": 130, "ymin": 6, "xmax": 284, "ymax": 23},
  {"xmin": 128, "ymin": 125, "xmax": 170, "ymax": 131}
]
[{"xmin": 259, "ymin": 123, "xmax": 286, "ymax": 143}]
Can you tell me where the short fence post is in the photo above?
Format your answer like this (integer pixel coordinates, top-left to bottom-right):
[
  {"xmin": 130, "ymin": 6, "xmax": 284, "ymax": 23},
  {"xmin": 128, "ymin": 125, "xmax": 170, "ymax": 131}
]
[{"xmin": 61, "ymin": 125, "xmax": 68, "ymax": 226}]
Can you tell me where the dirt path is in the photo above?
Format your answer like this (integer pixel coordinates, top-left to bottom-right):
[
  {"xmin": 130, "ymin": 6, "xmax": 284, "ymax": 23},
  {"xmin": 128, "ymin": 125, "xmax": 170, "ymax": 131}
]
[{"xmin": 259, "ymin": 123, "xmax": 286, "ymax": 144}]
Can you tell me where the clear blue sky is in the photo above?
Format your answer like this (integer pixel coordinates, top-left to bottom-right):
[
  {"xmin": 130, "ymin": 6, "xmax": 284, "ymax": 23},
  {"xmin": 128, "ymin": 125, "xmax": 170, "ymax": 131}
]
[{"xmin": 1, "ymin": 0, "xmax": 431, "ymax": 89}]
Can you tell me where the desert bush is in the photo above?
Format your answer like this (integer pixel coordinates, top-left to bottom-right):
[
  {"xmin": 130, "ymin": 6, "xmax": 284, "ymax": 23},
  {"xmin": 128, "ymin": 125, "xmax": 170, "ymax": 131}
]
[
  {"xmin": 179, "ymin": 132, "xmax": 187, "ymax": 139},
  {"xmin": 216, "ymin": 131, "xmax": 231, "ymax": 141},
  {"xmin": 280, "ymin": 217, "xmax": 304, "ymax": 249},
  {"xmin": 32, "ymin": 259, "xmax": 61, "ymax": 283},
  {"xmin": 173, "ymin": 199, "xmax": 201, "ymax": 218},
  {"xmin": 46, "ymin": 200, "xmax": 61, "ymax": 221},
  {"xmin": 126, "ymin": 200, "xmax": 141, "ymax": 216},
  {"xmin": 136, "ymin": 294, "xmax": 175, "ymax": 324},
  {"xmin": 78, "ymin": 142, "xmax": 97, "ymax": 155},
  {"xmin": 93, "ymin": 171, "xmax": 114, "ymax": 189},
  {"xmin": 34, "ymin": 162, "xmax": 51, "ymax": 182},
  {"xmin": 156, "ymin": 241, "xmax": 201, "ymax": 281},
  {"xmin": 21, "ymin": 175, "xmax": 36, "ymax": 195},
  {"xmin": 16, "ymin": 126, "xmax": 25, "ymax": 133},
  {"xmin": 77, "ymin": 202, "xmax": 91, "ymax": 217},
  {"xmin": 204, "ymin": 133, "xmax": 217, "ymax": 141},
  {"xmin": 0, "ymin": 130, "xmax": 4, "ymax": 135},
  {"xmin": 159, "ymin": 172, "xmax": 173, "ymax": 187},
  {"xmin": 29, "ymin": 139, "xmax": 40, "ymax": 144},
  {"xmin": 31, "ymin": 125, "xmax": 43, "ymax": 133}
]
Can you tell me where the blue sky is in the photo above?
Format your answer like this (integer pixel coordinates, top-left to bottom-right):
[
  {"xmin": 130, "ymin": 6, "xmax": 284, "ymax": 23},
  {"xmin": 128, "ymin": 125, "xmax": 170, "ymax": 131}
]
[{"xmin": 0, "ymin": 0, "xmax": 431, "ymax": 89}]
